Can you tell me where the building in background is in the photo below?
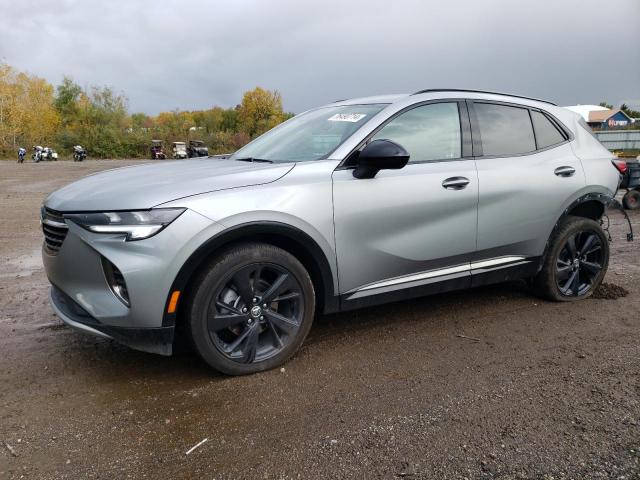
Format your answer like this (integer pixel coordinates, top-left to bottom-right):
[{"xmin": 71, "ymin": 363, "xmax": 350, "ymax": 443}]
[
  {"xmin": 565, "ymin": 105, "xmax": 639, "ymax": 156},
  {"xmin": 565, "ymin": 104, "xmax": 635, "ymax": 129},
  {"xmin": 586, "ymin": 109, "xmax": 634, "ymax": 129}
]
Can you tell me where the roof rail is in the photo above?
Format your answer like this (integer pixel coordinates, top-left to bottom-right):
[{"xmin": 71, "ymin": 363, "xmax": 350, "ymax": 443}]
[{"xmin": 411, "ymin": 88, "xmax": 557, "ymax": 106}]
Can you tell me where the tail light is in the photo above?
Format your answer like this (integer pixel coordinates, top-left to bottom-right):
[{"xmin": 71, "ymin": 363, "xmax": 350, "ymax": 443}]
[{"xmin": 612, "ymin": 159, "xmax": 628, "ymax": 174}]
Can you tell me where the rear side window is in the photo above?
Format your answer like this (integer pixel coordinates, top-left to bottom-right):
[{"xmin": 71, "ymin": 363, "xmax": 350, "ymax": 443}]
[
  {"xmin": 531, "ymin": 110, "xmax": 566, "ymax": 149},
  {"xmin": 474, "ymin": 103, "xmax": 536, "ymax": 156},
  {"xmin": 371, "ymin": 102, "xmax": 461, "ymax": 162}
]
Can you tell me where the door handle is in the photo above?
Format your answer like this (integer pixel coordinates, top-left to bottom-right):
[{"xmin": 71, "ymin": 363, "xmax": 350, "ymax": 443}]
[
  {"xmin": 554, "ymin": 166, "xmax": 576, "ymax": 177},
  {"xmin": 442, "ymin": 176, "xmax": 470, "ymax": 190}
]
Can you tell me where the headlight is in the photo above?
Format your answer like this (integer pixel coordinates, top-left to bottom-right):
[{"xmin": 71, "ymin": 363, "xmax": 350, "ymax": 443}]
[{"xmin": 64, "ymin": 208, "xmax": 185, "ymax": 241}]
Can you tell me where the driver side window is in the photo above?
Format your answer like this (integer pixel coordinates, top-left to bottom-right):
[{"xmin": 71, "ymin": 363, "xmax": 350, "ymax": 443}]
[{"xmin": 371, "ymin": 102, "xmax": 461, "ymax": 163}]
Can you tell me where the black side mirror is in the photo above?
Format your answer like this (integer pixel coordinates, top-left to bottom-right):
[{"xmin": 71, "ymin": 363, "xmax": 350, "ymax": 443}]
[{"xmin": 353, "ymin": 139, "xmax": 410, "ymax": 179}]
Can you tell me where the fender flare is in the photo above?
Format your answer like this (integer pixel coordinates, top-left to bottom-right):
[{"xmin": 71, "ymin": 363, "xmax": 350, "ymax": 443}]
[
  {"xmin": 538, "ymin": 192, "xmax": 633, "ymax": 272},
  {"xmin": 161, "ymin": 221, "xmax": 339, "ymax": 327}
]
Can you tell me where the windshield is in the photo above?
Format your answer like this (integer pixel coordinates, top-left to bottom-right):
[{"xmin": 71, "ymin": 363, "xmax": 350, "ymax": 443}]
[{"xmin": 230, "ymin": 104, "xmax": 387, "ymax": 162}]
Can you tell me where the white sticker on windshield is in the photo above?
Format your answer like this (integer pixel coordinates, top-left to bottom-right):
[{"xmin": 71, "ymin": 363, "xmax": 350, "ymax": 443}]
[{"xmin": 328, "ymin": 113, "xmax": 367, "ymax": 122}]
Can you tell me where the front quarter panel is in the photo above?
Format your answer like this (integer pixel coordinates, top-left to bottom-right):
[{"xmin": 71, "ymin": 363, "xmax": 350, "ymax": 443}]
[{"xmin": 159, "ymin": 160, "xmax": 340, "ymax": 294}]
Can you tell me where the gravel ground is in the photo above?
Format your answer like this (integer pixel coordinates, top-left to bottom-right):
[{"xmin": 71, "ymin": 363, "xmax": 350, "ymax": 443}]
[{"xmin": 0, "ymin": 160, "xmax": 639, "ymax": 479}]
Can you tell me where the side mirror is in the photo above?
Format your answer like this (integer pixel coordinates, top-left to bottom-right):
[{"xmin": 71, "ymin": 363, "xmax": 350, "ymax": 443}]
[{"xmin": 352, "ymin": 139, "xmax": 410, "ymax": 179}]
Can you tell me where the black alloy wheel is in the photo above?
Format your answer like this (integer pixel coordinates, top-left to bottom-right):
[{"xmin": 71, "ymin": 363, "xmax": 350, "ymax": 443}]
[
  {"xmin": 208, "ymin": 262, "xmax": 304, "ymax": 363},
  {"xmin": 555, "ymin": 230, "xmax": 604, "ymax": 296},
  {"xmin": 533, "ymin": 216, "xmax": 609, "ymax": 302},
  {"xmin": 187, "ymin": 243, "xmax": 315, "ymax": 375}
]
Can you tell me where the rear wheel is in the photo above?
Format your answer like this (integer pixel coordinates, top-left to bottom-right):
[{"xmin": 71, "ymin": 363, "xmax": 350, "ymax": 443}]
[
  {"xmin": 186, "ymin": 243, "xmax": 315, "ymax": 375},
  {"xmin": 623, "ymin": 189, "xmax": 640, "ymax": 210},
  {"xmin": 534, "ymin": 216, "xmax": 609, "ymax": 301}
]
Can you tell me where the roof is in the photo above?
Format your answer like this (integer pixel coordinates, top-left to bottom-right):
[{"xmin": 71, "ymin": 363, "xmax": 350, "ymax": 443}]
[
  {"xmin": 412, "ymin": 89, "xmax": 556, "ymax": 105},
  {"xmin": 334, "ymin": 90, "xmax": 556, "ymax": 107},
  {"xmin": 588, "ymin": 108, "xmax": 633, "ymax": 123},
  {"xmin": 333, "ymin": 94, "xmax": 407, "ymax": 105}
]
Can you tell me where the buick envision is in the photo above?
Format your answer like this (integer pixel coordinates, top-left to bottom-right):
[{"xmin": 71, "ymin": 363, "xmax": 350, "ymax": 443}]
[{"xmin": 42, "ymin": 89, "xmax": 621, "ymax": 375}]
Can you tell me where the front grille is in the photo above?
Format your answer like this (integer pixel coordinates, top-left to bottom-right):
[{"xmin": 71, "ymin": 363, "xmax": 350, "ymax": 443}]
[{"xmin": 41, "ymin": 208, "xmax": 68, "ymax": 255}]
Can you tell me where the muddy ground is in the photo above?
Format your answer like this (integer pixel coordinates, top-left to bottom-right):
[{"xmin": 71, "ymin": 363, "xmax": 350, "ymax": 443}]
[{"xmin": 1, "ymin": 160, "xmax": 639, "ymax": 479}]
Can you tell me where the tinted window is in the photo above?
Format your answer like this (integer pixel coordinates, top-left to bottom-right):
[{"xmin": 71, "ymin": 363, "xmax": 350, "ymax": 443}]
[
  {"xmin": 474, "ymin": 103, "xmax": 536, "ymax": 156},
  {"xmin": 531, "ymin": 110, "xmax": 565, "ymax": 149},
  {"xmin": 372, "ymin": 102, "xmax": 461, "ymax": 162}
]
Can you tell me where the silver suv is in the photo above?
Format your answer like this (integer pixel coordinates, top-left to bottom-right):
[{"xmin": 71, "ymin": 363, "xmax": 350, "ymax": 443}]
[{"xmin": 42, "ymin": 89, "xmax": 620, "ymax": 375}]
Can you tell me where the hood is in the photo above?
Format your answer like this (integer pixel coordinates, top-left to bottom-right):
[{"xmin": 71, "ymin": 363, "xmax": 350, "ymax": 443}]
[{"xmin": 45, "ymin": 159, "xmax": 295, "ymax": 212}]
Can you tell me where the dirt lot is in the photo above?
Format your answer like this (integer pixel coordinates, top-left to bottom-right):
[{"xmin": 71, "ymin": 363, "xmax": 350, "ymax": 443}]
[{"xmin": 1, "ymin": 160, "xmax": 639, "ymax": 479}]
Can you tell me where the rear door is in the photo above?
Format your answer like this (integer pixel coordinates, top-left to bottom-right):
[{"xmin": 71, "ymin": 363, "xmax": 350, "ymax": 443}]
[
  {"xmin": 469, "ymin": 100, "xmax": 585, "ymax": 284},
  {"xmin": 332, "ymin": 101, "xmax": 479, "ymax": 303}
]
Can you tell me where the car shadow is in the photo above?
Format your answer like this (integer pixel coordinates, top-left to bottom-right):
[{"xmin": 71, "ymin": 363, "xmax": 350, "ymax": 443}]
[{"xmin": 50, "ymin": 280, "xmax": 535, "ymax": 385}]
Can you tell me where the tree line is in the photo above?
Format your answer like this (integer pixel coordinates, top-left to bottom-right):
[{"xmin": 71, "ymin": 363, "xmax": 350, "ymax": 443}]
[{"xmin": 0, "ymin": 62, "xmax": 292, "ymax": 158}]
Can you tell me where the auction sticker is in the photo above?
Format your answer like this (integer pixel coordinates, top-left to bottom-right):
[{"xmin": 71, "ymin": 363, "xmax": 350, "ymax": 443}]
[{"xmin": 328, "ymin": 113, "xmax": 367, "ymax": 122}]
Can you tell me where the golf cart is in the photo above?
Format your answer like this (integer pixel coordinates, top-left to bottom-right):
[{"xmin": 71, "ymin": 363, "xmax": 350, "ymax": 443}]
[
  {"xmin": 619, "ymin": 157, "xmax": 640, "ymax": 210},
  {"xmin": 172, "ymin": 141, "xmax": 188, "ymax": 159},
  {"xmin": 150, "ymin": 140, "xmax": 166, "ymax": 160},
  {"xmin": 73, "ymin": 145, "xmax": 87, "ymax": 162},
  {"xmin": 188, "ymin": 140, "xmax": 209, "ymax": 158}
]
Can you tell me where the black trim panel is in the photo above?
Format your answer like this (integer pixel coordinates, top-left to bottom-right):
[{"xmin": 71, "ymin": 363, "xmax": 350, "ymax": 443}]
[
  {"xmin": 459, "ymin": 100, "xmax": 473, "ymax": 158},
  {"xmin": 471, "ymin": 258, "xmax": 540, "ymax": 288}
]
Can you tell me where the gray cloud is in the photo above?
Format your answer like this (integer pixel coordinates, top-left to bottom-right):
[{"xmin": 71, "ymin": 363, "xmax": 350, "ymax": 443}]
[{"xmin": 1, "ymin": 0, "xmax": 639, "ymax": 114}]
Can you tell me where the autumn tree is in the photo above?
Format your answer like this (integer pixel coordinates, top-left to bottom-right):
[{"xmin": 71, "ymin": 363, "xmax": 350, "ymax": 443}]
[
  {"xmin": 0, "ymin": 63, "xmax": 59, "ymax": 155},
  {"xmin": 238, "ymin": 87, "xmax": 284, "ymax": 137}
]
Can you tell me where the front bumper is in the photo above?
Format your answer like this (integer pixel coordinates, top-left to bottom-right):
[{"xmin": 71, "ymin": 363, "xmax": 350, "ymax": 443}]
[
  {"xmin": 51, "ymin": 286, "xmax": 174, "ymax": 355},
  {"xmin": 42, "ymin": 208, "xmax": 225, "ymax": 354}
]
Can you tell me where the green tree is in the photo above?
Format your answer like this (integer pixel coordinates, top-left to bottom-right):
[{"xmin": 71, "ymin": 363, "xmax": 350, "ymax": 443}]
[
  {"xmin": 620, "ymin": 103, "xmax": 640, "ymax": 119},
  {"xmin": 238, "ymin": 87, "xmax": 284, "ymax": 137},
  {"xmin": 54, "ymin": 77, "xmax": 82, "ymax": 124}
]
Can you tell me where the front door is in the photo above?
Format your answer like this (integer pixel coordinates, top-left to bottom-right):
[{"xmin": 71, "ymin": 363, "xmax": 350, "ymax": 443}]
[{"xmin": 332, "ymin": 101, "xmax": 479, "ymax": 303}]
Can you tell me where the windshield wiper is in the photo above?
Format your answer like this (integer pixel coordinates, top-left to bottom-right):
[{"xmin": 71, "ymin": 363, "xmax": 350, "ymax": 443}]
[{"xmin": 234, "ymin": 157, "xmax": 273, "ymax": 163}]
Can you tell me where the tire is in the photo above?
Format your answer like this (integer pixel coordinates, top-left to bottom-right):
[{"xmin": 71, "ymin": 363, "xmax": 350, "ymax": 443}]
[
  {"xmin": 533, "ymin": 216, "xmax": 609, "ymax": 302},
  {"xmin": 623, "ymin": 190, "xmax": 640, "ymax": 210},
  {"xmin": 186, "ymin": 242, "xmax": 315, "ymax": 375}
]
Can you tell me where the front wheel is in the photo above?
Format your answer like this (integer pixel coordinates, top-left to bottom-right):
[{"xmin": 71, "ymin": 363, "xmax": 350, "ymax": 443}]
[
  {"xmin": 533, "ymin": 216, "xmax": 609, "ymax": 301},
  {"xmin": 186, "ymin": 243, "xmax": 315, "ymax": 375}
]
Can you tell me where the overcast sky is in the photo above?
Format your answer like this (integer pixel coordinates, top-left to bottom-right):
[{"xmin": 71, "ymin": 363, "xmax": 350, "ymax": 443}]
[{"xmin": 1, "ymin": 0, "xmax": 639, "ymax": 114}]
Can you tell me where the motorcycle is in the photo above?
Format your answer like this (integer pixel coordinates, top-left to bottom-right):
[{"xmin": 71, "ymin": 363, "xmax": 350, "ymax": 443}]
[
  {"xmin": 73, "ymin": 145, "xmax": 87, "ymax": 162},
  {"xmin": 42, "ymin": 147, "xmax": 58, "ymax": 161},
  {"xmin": 32, "ymin": 146, "xmax": 43, "ymax": 162},
  {"xmin": 17, "ymin": 147, "xmax": 26, "ymax": 163}
]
